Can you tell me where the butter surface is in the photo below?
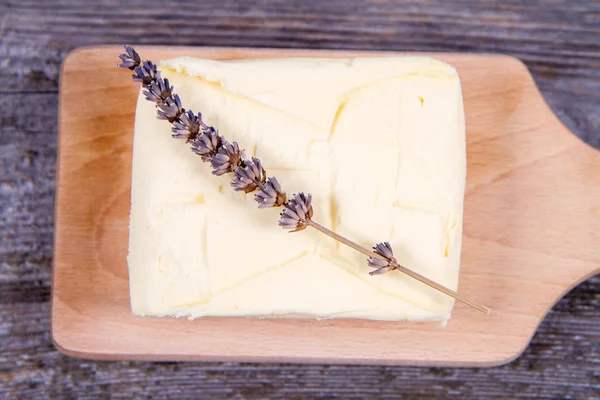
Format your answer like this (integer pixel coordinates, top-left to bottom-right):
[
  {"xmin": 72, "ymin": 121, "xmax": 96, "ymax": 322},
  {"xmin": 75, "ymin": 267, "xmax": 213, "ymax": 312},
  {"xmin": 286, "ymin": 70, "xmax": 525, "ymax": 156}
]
[{"xmin": 128, "ymin": 56, "xmax": 466, "ymax": 321}]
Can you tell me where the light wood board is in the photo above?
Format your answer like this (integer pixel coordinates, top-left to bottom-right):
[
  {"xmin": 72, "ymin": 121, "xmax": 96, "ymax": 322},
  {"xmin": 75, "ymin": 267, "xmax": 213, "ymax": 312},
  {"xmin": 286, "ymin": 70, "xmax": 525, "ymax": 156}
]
[{"xmin": 52, "ymin": 46, "xmax": 600, "ymax": 366}]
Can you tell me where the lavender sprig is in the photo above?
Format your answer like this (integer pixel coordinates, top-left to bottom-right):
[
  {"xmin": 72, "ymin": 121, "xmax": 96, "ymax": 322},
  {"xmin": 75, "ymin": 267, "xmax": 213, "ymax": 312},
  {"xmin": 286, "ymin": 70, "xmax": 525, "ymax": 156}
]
[{"xmin": 117, "ymin": 46, "xmax": 491, "ymax": 314}]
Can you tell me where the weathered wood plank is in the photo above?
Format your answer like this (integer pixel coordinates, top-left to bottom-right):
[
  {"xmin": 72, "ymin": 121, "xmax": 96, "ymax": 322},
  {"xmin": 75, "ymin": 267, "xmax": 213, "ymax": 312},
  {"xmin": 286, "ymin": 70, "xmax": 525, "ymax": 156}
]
[{"xmin": 1, "ymin": 0, "xmax": 599, "ymax": 397}]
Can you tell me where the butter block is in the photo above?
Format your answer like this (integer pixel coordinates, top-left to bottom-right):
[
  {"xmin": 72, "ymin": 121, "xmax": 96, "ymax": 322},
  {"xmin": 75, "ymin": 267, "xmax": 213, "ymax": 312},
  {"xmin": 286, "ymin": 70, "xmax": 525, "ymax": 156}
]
[{"xmin": 128, "ymin": 56, "xmax": 466, "ymax": 321}]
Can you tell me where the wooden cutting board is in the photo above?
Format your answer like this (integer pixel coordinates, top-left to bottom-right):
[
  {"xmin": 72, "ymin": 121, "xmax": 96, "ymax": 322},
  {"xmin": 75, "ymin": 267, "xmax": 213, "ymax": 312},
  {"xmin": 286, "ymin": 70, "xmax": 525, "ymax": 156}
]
[{"xmin": 52, "ymin": 46, "xmax": 600, "ymax": 366}]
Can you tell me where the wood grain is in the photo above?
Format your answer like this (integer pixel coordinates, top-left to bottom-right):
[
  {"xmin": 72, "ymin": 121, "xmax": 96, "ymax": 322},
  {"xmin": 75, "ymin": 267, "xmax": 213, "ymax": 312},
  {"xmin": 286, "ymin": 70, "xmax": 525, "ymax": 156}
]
[
  {"xmin": 51, "ymin": 45, "xmax": 600, "ymax": 366},
  {"xmin": 2, "ymin": 0, "xmax": 599, "ymax": 398}
]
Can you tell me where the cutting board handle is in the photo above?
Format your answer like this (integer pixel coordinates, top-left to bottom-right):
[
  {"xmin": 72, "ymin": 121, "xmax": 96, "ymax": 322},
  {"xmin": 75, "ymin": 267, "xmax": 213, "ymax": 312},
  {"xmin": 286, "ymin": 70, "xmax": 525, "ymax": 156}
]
[{"xmin": 462, "ymin": 54, "xmax": 600, "ymax": 343}]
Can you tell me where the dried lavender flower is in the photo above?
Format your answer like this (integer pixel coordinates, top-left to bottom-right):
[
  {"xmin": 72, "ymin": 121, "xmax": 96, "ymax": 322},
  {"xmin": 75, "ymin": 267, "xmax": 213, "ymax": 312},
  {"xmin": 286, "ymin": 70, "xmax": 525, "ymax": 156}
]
[
  {"xmin": 279, "ymin": 193, "xmax": 313, "ymax": 232},
  {"xmin": 118, "ymin": 45, "xmax": 141, "ymax": 70},
  {"xmin": 133, "ymin": 60, "xmax": 159, "ymax": 85},
  {"xmin": 231, "ymin": 157, "xmax": 266, "ymax": 193},
  {"xmin": 172, "ymin": 110, "xmax": 201, "ymax": 140},
  {"xmin": 157, "ymin": 94, "xmax": 184, "ymax": 122},
  {"xmin": 368, "ymin": 242, "xmax": 397, "ymax": 275},
  {"xmin": 190, "ymin": 128, "xmax": 222, "ymax": 161},
  {"xmin": 143, "ymin": 77, "xmax": 173, "ymax": 104},
  {"xmin": 255, "ymin": 177, "xmax": 287, "ymax": 208},
  {"xmin": 211, "ymin": 141, "xmax": 243, "ymax": 176}
]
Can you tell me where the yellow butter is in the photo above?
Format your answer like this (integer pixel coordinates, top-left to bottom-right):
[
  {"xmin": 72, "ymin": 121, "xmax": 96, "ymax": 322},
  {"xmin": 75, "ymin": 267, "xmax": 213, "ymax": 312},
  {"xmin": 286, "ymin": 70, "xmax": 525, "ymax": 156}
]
[{"xmin": 128, "ymin": 56, "xmax": 466, "ymax": 321}]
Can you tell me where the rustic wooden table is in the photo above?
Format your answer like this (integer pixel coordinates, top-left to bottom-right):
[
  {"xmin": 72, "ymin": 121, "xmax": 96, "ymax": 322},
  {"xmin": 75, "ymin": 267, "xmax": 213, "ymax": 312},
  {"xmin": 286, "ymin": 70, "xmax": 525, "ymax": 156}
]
[{"xmin": 1, "ymin": 0, "xmax": 599, "ymax": 398}]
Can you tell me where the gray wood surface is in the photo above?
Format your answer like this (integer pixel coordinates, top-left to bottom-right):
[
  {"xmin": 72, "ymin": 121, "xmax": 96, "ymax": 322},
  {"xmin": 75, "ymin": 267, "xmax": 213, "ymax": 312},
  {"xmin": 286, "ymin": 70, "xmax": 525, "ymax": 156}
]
[{"xmin": 1, "ymin": 0, "xmax": 599, "ymax": 398}]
